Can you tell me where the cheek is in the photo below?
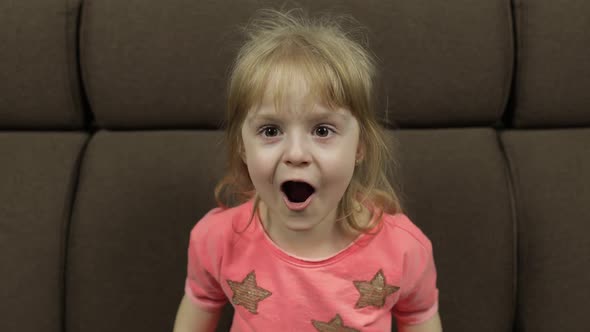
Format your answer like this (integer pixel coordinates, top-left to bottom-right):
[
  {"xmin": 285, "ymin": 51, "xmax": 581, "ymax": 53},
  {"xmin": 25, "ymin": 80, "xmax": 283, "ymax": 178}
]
[
  {"xmin": 243, "ymin": 147, "xmax": 279, "ymax": 182},
  {"xmin": 319, "ymin": 146, "xmax": 357, "ymax": 184}
]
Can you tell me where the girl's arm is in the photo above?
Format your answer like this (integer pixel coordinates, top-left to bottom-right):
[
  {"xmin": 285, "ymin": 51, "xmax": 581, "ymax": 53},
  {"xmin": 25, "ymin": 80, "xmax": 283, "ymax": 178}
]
[
  {"xmin": 398, "ymin": 312, "xmax": 442, "ymax": 332},
  {"xmin": 172, "ymin": 294, "xmax": 221, "ymax": 332}
]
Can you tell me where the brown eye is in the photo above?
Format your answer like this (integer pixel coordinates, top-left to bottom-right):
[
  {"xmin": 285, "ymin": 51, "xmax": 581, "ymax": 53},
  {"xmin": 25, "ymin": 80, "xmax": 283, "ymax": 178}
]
[
  {"xmin": 315, "ymin": 126, "xmax": 331, "ymax": 137},
  {"xmin": 262, "ymin": 126, "xmax": 280, "ymax": 137}
]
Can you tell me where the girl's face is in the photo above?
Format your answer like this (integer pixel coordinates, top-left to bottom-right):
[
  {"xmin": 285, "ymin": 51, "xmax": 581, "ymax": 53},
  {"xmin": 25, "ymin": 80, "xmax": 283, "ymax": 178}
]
[{"xmin": 240, "ymin": 76, "xmax": 363, "ymax": 235}]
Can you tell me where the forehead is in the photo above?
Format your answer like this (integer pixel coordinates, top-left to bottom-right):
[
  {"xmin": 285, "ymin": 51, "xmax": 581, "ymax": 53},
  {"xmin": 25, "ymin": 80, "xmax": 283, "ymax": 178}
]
[{"xmin": 246, "ymin": 69, "xmax": 345, "ymax": 119}]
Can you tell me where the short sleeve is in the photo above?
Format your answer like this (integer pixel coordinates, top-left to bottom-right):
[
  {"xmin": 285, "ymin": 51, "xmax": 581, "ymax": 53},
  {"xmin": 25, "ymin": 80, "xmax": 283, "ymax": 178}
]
[
  {"xmin": 392, "ymin": 236, "xmax": 439, "ymax": 325},
  {"xmin": 184, "ymin": 211, "xmax": 228, "ymax": 311}
]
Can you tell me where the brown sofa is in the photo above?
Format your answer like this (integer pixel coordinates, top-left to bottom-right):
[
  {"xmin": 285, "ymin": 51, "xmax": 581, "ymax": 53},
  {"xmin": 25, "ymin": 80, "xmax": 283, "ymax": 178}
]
[{"xmin": 1, "ymin": 0, "xmax": 589, "ymax": 331}]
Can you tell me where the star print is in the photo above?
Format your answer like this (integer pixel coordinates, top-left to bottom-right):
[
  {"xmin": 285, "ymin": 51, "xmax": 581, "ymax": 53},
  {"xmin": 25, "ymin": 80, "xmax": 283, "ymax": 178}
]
[
  {"xmin": 311, "ymin": 314, "xmax": 360, "ymax": 332},
  {"xmin": 353, "ymin": 269, "xmax": 399, "ymax": 308},
  {"xmin": 226, "ymin": 271, "xmax": 271, "ymax": 314}
]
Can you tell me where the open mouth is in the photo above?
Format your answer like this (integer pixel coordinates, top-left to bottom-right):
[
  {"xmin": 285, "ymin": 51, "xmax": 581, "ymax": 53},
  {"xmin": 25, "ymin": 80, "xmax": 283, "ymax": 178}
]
[{"xmin": 280, "ymin": 181, "xmax": 316, "ymax": 203}]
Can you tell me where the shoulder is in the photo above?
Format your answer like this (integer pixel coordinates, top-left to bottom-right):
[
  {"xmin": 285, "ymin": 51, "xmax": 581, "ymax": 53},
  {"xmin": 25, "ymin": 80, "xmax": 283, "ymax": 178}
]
[
  {"xmin": 189, "ymin": 200, "xmax": 255, "ymax": 246},
  {"xmin": 378, "ymin": 212, "xmax": 433, "ymax": 254},
  {"xmin": 377, "ymin": 213, "xmax": 437, "ymax": 291}
]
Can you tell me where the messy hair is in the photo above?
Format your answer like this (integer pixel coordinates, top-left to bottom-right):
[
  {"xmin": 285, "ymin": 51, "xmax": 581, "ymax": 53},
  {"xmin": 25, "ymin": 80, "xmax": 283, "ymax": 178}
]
[{"xmin": 215, "ymin": 8, "xmax": 402, "ymax": 232}]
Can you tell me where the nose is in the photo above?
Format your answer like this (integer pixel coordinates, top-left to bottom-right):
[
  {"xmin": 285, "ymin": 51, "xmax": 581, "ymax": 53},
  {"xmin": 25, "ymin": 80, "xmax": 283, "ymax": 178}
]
[{"xmin": 283, "ymin": 133, "xmax": 311, "ymax": 166}]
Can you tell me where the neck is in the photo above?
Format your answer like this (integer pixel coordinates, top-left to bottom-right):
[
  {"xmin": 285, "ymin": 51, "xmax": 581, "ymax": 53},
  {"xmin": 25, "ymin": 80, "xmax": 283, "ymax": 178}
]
[{"xmin": 258, "ymin": 202, "xmax": 364, "ymax": 259}]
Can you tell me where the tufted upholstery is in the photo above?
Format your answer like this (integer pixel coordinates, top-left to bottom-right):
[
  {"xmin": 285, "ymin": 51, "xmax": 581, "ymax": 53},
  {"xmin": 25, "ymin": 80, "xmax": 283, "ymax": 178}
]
[{"xmin": 1, "ymin": 1, "xmax": 589, "ymax": 331}]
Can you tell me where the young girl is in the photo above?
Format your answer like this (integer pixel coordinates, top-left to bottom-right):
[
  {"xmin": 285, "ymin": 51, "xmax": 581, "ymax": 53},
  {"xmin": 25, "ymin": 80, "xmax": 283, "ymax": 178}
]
[{"xmin": 173, "ymin": 8, "xmax": 441, "ymax": 332}]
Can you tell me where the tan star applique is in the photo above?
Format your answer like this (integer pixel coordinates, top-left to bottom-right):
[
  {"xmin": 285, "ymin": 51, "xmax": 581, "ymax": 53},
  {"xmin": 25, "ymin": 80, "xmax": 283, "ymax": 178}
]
[
  {"xmin": 226, "ymin": 271, "xmax": 271, "ymax": 314},
  {"xmin": 311, "ymin": 314, "xmax": 360, "ymax": 332},
  {"xmin": 353, "ymin": 269, "xmax": 399, "ymax": 308}
]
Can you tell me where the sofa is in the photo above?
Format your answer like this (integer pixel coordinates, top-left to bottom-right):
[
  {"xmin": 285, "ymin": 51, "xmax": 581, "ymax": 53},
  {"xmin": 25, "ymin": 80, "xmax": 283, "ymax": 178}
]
[{"xmin": 1, "ymin": 0, "xmax": 589, "ymax": 331}]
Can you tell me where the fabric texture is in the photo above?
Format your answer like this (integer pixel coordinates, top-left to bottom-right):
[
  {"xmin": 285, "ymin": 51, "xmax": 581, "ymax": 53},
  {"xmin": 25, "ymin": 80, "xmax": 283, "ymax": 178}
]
[{"xmin": 184, "ymin": 199, "xmax": 438, "ymax": 331}]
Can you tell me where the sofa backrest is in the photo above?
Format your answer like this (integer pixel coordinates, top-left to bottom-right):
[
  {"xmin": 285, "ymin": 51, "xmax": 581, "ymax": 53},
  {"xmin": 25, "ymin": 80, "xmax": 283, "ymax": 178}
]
[
  {"xmin": 1, "ymin": 1, "xmax": 87, "ymax": 331},
  {"xmin": 1, "ymin": 1, "xmax": 589, "ymax": 332},
  {"xmin": 502, "ymin": 1, "xmax": 590, "ymax": 330}
]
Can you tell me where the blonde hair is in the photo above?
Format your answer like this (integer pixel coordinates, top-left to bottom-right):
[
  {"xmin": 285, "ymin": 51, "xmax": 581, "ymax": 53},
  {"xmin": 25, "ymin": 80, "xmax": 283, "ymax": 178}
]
[{"xmin": 215, "ymin": 8, "xmax": 402, "ymax": 232}]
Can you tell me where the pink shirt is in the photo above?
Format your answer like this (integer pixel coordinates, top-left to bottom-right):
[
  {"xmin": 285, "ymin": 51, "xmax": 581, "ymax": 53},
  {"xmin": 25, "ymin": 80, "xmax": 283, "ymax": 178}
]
[{"xmin": 185, "ymin": 199, "xmax": 439, "ymax": 331}]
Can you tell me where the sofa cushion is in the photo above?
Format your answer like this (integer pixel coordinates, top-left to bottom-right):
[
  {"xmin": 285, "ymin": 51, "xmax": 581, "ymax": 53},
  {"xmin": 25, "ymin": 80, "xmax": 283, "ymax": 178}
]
[
  {"xmin": 0, "ymin": 132, "xmax": 88, "ymax": 332},
  {"xmin": 65, "ymin": 131, "xmax": 226, "ymax": 332},
  {"xmin": 358, "ymin": 0, "xmax": 513, "ymax": 127},
  {"xmin": 80, "ymin": 0, "xmax": 246, "ymax": 129},
  {"xmin": 80, "ymin": 0, "xmax": 512, "ymax": 130},
  {"xmin": 0, "ymin": 0, "xmax": 86, "ymax": 129},
  {"xmin": 392, "ymin": 128, "xmax": 516, "ymax": 331},
  {"xmin": 501, "ymin": 129, "xmax": 590, "ymax": 332},
  {"xmin": 512, "ymin": 0, "xmax": 590, "ymax": 128}
]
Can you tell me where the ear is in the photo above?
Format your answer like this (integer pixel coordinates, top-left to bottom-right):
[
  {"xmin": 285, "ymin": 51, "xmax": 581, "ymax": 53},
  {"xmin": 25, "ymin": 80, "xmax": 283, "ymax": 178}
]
[
  {"xmin": 355, "ymin": 140, "xmax": 365, "ymax": 163},
  {"xmin": 239, "ymin": 143, "xmax": 247, "ymax": 164}
]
